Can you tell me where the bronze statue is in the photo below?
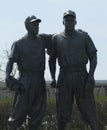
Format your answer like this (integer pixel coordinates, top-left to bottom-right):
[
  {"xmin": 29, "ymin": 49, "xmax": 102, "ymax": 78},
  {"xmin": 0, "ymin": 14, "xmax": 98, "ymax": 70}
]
[
  {"xmin": 6, "ymin": 15, "xmax": 51, "ymax": 130},
  {"xmin": 49, "ymin": 10, "xmax": 98, "ymax": 130}
]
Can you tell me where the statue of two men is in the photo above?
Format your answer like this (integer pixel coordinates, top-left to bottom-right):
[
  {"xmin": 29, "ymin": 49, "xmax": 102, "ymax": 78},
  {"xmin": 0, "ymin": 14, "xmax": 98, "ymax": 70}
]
[{"xmin": 6, "ymin": 10, "xmax": 98, "ymax": 130}]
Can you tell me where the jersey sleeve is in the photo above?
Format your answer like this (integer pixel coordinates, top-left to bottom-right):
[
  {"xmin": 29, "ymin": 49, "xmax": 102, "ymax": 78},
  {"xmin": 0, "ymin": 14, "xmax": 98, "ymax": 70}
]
[
  {"xmin": 51, "ymin": 35, "xmax": 58, "ymax": 59},
  {"xmin": 9, "ymin": 41, "xmax": 20, "ymax": 62},
  {"xmin": 85, "ymin": 34, "xmax": 97, "ymax": 59}
]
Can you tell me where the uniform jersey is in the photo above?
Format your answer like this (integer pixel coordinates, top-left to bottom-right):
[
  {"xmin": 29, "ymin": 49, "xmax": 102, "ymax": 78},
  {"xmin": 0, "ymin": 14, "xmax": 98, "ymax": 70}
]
[
  {"xmin": 51, "ymin": 30, "xmax": 97, "ymax": 68},
  {"xmin": 9, "ymin": 34, "xmax": 51, "ymax": 74}
]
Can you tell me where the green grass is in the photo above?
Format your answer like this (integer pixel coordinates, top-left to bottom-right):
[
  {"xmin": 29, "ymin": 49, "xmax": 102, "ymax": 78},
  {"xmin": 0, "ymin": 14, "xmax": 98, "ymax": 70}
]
[
  {"xmin": 95, "ymin": 96, "xmax": 107, "ymax": 102},
  {"xmin": 0, "ymin": 96, "xmax": 107, "ymax": 130}
]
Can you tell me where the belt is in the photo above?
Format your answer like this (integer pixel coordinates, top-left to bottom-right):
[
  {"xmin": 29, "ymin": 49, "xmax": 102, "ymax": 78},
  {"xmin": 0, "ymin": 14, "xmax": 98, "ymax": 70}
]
[
  {"xmin": 19, "ymin": 70, "xmax": 44, "ymax": 76},
  {"xmin": 60, "ymin": 65, "xmax": 86, "ymax": 72}
]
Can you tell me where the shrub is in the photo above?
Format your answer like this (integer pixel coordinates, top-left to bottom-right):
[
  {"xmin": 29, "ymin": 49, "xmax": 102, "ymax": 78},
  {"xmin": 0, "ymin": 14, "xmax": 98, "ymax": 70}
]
[
  {"xmin": 0, "ymin": 98, "xmax": 12, "ymax": 130},
  {"xmin": 0, "ymin": 96, "xmax": 107, "ymax": 130}
]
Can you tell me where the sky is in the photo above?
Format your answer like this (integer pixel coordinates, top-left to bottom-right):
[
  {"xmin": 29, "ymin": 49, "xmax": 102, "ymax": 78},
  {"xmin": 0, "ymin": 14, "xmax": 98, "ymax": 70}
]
[{"xmin": 0, "ymin": 0, "xmax": 107, "ymax": 80}]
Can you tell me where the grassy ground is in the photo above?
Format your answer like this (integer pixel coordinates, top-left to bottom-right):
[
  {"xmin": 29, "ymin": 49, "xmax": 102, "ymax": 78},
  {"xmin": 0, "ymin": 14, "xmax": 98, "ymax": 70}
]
[{"xmin": 0, "ymin": 96, "xmax": 107, "ymax": 130}]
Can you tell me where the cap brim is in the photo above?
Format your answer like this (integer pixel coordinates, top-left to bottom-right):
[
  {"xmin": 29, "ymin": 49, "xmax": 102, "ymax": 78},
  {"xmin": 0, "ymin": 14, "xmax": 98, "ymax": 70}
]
[
  {"xmin": 63, "ymin": 14, "xmax": 76, "ymax": 18},
  {"xmin": 30, "ymin": 19, "xmax": 41, "ymax": 23}
]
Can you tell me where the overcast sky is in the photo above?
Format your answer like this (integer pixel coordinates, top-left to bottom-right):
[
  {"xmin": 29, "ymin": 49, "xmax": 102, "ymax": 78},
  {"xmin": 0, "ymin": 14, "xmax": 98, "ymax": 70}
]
[{"xmin": 0, "ymin": 0, "xmax": 107, "ymax": 80}]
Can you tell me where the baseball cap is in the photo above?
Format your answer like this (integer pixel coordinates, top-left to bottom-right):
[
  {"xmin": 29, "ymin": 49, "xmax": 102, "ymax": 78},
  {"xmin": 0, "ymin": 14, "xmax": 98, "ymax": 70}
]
[
  {"xmin": 29, "ymin": 15, "xmax": 41, "ymax": 23},
  {"xmin": 63, "ymin": 10, "xmax": 76, "ymax": 18}
]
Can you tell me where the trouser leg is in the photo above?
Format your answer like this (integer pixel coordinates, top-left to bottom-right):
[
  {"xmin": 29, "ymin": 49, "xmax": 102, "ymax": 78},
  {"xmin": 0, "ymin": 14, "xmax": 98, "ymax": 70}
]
[
  {"xmin": 27, "ymin": 77, "xmax": 46, "ymax": 130},
  {"xmin": 29, "ymin": 126, "xmax": 38, "ymax": 130},
  {"xmin": 57, "ymin": 120, "xmax": 67, "ymax": 130},
  {"xmin": 28, "ymin": 93, "xmax": 46, "ymax": 130},
  {"xmin": 7, "ymin": 91, "xmax": 28, "ymax": 129},
  {"xmin": 74, "ymin": 71, "xmax": 99, "ymax": 130},
  {"xmin": 56, "ymin": 71, "xmax": 74, "ymax": 130},
  {"xmin": 7, "ymin": 128, "xmax": 16, "ymax": 130},
  {"xmin": 76, "ymin": 93, "xmax": 98, "ymax": 130},
  {"xmin": 7, "ymin": 125, "xmax": 17, "ymax": 130},
  {"xmin": 85, "ymin": 94, "xmax": 99, "ymax": 130}
]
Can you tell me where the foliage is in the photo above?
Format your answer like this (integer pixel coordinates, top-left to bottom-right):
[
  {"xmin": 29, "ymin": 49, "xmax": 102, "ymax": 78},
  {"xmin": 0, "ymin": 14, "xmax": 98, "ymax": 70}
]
[
  {"xmin": 0, "ymin": 96, "xmax": 107, "ymax": 130},
  {"xmin": 0, "ymin": 98, "xmax": 13, "ymax": 130}
]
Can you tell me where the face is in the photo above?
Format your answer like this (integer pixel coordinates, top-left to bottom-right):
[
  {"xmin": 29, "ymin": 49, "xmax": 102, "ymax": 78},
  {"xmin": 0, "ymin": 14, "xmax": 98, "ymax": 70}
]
[
  {"xmin": 28, "ymin": 21, "xmax": 39, "ymax": 35},
  {"xmin": 63, "ymin": 15, "xmax": 76, "ymax": 31}
]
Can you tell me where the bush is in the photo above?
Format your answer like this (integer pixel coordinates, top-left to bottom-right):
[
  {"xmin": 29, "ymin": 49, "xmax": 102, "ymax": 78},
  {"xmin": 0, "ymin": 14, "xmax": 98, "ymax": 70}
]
[
  {"xmin": 43, "ymin": 96, "xmax": 107, "ymax": 130},
  {"xmin": 0, "ymin": 96, "xmax": 107, "ymax": 130},
  {"xmin": 95, "ymin": 96, "xmax": 107, "ymax": 129},
  {"xmin": 0, "ymin": 98, "xmax": 12, "ymax": 130}
]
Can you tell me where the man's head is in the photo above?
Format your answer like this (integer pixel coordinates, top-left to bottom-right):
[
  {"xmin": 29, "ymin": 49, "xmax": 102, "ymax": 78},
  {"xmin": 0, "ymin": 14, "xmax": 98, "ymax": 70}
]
[
  {"xmin": 63, "ymin": 10, "xmax": 76, "ymax": 19},
  {"xmin": 63, "ymin": 10, "xmax": 77, "ymax": 32},
  {"xmin": 25, "ymin": 15, "xmax": 41, "ymax": 35}
]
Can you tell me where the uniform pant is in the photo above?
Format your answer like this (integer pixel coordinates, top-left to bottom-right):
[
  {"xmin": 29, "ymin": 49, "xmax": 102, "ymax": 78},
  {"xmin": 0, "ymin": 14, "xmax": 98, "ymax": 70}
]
[
  {"xmin": 8, "ymin": 75, "xmax": 46, "ymax": 130},
  {"xmin": 56, "ymin": 69, "xmax": 98, "ymax": 130}
]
